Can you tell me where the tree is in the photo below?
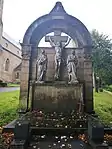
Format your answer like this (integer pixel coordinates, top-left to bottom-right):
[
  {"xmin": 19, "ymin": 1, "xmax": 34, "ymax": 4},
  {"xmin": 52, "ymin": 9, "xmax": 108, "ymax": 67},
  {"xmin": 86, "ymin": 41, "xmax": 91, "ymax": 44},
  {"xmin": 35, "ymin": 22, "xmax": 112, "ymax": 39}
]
[{"xmin": 91, "ymin": 30, "xmax": 112, "ymax": 85}]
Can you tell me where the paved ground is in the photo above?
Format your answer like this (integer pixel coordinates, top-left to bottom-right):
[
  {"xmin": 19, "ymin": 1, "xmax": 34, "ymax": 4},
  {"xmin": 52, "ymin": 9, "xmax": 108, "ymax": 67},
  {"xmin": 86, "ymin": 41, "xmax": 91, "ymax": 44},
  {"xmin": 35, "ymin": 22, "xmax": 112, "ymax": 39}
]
[{"xmin": 0, "ymin": 87, "xmax": 20, "ymax": 92}]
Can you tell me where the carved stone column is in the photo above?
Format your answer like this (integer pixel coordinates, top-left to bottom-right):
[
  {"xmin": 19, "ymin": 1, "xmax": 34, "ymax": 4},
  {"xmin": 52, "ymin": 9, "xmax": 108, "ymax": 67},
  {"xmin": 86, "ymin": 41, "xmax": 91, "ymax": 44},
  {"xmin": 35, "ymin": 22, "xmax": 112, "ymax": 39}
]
[
  {"xmin": 84, "ymin": 51, "xmax": 94, "ymax": 113},
  {"xmin": 19, "ymin": 44, "xmax": 31, "ymax": 111}
]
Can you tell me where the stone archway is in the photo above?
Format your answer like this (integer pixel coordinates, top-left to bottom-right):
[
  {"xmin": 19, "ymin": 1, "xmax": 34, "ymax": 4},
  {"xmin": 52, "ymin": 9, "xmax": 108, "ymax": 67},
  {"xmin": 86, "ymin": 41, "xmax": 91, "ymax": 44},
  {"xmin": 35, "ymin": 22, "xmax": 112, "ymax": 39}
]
[
  {"xmin": 20, "ymin": 2, "xmax": 93, "ymax": 113},
  {"xmin": 23, "ymin": 2, "xmax": 92, "ymax": 47}
]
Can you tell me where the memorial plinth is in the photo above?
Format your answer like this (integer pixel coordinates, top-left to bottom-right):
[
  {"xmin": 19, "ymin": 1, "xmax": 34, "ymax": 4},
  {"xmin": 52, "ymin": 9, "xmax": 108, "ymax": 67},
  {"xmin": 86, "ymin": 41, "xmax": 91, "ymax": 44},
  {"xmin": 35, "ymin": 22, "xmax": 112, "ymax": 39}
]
[{"xmin": 32, "ymin": 82, "xmax": 83, "ymax": 112}]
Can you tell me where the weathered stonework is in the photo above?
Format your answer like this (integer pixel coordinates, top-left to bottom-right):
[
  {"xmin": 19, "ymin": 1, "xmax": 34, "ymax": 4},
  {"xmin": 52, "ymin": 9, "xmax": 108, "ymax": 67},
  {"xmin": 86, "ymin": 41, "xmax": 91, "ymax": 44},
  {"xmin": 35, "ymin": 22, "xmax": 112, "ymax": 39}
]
[
  {"xmin": 83, "ymin": 50, "xmax": 93, "ymax": 112},
  {"xmin": 32, "ymin": 83, "xmax": 83, "ymax": 112},
  {"xmin": 19, "ymin": 45, "xmax": 31, "ymax": 110},
  {"xmin": 0, "ymin": 0, "xmax": 3, "ymax": 42}
]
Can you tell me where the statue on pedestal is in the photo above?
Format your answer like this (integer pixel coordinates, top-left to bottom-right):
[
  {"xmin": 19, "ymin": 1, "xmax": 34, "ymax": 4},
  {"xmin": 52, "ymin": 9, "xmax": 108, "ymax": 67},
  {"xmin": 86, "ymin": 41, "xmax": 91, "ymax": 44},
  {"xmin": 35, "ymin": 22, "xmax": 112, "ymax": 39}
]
[
  {"xmin": 67, "ymin": 50, "xmax": 78, "ymax": 84},
  {"xmin": 36, "ymin": 49, "xmax": 48, "ymax": 83}
]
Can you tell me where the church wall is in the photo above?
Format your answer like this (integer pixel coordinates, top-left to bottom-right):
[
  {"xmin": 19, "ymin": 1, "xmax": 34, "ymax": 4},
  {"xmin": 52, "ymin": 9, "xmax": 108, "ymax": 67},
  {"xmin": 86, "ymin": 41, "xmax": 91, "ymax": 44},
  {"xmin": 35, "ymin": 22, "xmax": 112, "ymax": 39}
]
[
  {"xmin": 0, "ymin": 21, "xmax": 3, "ymax": 42},
  {"xmin": 0, "ymin": 37, "xmax": 22, "ymax": 82},
  {"xmin": 13, "ymin": 63, "xmax": 21, "ymax": 83},
  {"xmin": 0, "ymin": 0, "xmax": 3, "ymax": 43},
  {"xmin": 1, "ymin": 36, "xmax": 21, "ymax": 57},
  {"xmin": 0, "ymin": 0, "xmax": 3, "ymax": 20},
  {"xmin": 0, "ymin": 50, "xmax": 21, "ymax": 82}
]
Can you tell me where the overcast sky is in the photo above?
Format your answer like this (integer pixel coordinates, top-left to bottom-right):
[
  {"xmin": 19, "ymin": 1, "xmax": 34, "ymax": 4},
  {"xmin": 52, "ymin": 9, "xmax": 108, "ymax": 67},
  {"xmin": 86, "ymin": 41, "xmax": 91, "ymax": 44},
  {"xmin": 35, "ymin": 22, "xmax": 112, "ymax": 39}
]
[{"xmin": 2, "ymin": 0, "xmax": 112, "ymax": 42}]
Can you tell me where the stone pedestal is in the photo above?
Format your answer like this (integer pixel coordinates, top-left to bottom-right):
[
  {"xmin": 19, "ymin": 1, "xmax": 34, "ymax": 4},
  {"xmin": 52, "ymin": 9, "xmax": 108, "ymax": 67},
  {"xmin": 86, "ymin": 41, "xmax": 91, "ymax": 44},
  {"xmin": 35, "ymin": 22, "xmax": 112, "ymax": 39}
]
[{"xmin": 31, "ymin": 82, "xmax": 83, "ymax": 112}]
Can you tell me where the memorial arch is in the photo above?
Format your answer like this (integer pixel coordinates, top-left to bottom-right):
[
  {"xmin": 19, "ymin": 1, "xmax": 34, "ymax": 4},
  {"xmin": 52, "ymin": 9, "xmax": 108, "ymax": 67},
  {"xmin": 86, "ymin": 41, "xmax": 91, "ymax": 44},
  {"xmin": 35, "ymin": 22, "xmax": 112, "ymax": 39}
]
[{"xmin": 20, "ymin": 2, "xmax": 93, "ymax": 113}]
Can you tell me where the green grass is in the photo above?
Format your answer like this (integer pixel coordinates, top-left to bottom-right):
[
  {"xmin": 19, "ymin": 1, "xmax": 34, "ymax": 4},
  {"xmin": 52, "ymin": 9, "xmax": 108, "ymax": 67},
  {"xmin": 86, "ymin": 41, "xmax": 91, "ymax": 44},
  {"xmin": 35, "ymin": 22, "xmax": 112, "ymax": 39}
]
[
  {"xmin": 7, "ymin": 83, "xmax": 20, "ymax": 87},
  {"xmin": 94, "ymin": 91, "xmax": 112, "ymax": 126},
  {"xmin": 0, "ymin": 91, "xmax": 19, "ymax": 126}
]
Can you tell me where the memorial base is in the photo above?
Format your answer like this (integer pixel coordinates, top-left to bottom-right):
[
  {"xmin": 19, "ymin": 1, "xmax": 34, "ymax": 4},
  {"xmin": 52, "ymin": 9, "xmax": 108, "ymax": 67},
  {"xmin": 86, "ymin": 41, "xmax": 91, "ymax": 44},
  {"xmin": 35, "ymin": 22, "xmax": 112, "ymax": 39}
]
[{"xmin": 32, "ymin": 82, "xmax": 83, "ymax": 112}]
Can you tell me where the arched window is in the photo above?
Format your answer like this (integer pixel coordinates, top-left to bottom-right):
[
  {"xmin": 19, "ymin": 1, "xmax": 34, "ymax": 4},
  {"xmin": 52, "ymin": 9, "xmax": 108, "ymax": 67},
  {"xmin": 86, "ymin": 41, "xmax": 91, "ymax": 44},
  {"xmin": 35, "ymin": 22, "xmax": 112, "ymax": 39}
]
[
  {"xmin": 15, "ymin": 72, "xmax": 19, "ymax": 79},
  {"xmin": 5, "ymin": 58, "xmax": 10, "ymax": 71},
  {"xmin": 5, "ymin": 43, "xmax": 8, "ymax": 48}
]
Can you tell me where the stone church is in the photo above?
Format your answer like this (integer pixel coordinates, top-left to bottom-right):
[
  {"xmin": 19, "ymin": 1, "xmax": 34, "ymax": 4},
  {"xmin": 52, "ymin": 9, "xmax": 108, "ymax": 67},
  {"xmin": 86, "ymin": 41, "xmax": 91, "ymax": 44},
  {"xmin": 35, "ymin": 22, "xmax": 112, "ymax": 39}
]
[{"xmin": 0, "ymin": 0, "xmax": 22, "ymax": 83}]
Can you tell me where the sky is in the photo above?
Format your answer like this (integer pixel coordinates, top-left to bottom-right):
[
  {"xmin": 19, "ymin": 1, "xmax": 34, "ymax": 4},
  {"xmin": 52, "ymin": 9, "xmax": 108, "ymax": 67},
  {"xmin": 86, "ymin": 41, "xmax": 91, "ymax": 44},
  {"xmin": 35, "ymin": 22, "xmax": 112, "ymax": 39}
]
[{"xmin": 2, "ymin": 0, "xmax": 112, "ymax": 43}]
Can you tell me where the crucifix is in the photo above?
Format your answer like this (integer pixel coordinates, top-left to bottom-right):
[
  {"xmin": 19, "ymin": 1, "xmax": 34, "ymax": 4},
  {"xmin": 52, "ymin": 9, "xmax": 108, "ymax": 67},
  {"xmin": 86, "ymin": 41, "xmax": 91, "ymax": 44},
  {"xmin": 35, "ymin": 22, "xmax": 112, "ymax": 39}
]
[{"xmin": 45, "ymin": 30, "xmax": 71, "ymax": 80}]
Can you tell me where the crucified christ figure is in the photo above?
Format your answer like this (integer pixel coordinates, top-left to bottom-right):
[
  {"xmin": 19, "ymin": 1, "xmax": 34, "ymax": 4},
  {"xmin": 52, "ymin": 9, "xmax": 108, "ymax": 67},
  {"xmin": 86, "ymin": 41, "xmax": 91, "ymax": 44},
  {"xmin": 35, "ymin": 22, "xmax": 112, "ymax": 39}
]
[{"xmin": 49, "ymin": 36, "xmax": 71, "ymax": 80}]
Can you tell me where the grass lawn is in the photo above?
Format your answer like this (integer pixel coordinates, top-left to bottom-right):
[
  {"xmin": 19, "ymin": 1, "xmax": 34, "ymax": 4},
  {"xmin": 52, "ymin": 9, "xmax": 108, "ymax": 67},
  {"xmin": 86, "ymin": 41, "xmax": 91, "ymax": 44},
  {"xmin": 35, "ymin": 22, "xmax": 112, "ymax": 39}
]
[
  {"xmin": 0, "ymin": 90, "xmax": 112, "ymax": 127},
  {"xmin": 94, "ymin": 91, "xmax": 112, "ymax": 126},
  {"xmin": 0, "ymin": 91, "xmax": 19, "ymax": 126}
]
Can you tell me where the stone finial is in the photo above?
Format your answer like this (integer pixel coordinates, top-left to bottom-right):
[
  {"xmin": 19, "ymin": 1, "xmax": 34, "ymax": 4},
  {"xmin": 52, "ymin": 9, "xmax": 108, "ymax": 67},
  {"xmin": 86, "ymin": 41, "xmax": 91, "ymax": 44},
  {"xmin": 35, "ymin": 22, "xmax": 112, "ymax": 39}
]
[{"xmin": 50, "ymin": 1, "xmax": 67, "ymax": 14}]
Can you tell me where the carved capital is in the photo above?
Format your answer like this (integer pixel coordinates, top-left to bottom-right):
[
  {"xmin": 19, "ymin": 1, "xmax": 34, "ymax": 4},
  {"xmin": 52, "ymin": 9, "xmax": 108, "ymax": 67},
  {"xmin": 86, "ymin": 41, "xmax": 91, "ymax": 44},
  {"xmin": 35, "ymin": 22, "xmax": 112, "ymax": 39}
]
[
  {"xmin": 22, "ymin": 51, "xmax": 31, "ymax": 60},
  {"xmin": 21, "ymin": 45, "xmax": 31, "ymax": 60},
  {"xmin": 84, "ymin": 53, "xmax": 92, "ymax": 61}
]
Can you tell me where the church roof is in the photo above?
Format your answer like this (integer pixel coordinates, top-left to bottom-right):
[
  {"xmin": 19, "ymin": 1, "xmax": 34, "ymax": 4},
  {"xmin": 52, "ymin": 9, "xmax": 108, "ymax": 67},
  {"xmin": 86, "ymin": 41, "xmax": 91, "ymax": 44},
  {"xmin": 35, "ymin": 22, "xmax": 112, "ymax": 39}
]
[
  {"xmin": 2, "ymin": 32, "xmax": 21, "ymax": 49},
  {"xmin": 14, "ymin": 63, "xmax": 22, "ymax": 71}
]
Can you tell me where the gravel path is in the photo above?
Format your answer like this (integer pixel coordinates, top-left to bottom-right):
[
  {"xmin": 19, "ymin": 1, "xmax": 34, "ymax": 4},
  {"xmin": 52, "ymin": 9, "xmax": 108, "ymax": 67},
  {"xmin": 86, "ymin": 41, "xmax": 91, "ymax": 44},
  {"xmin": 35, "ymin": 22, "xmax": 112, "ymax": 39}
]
[{"xmin": 0, "ymin": 87, "xmax": 20, "ymax": 92}]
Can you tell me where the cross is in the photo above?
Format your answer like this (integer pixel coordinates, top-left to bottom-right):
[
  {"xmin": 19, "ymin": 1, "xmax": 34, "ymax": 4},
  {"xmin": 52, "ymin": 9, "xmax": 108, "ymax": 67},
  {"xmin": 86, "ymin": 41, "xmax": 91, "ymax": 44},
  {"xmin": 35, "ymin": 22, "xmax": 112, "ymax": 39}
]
[{"xmin": 45, "ymin": 30, "xmax": 68, "ymax": 47}]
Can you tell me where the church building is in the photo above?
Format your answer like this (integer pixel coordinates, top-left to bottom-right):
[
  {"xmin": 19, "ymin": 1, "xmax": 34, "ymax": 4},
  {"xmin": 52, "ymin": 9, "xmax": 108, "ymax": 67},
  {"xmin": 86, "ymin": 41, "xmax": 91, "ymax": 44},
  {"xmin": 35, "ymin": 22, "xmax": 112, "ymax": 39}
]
[{"xmin": 0, "ymin": 0, "xmax": 22, "ymax": 83}]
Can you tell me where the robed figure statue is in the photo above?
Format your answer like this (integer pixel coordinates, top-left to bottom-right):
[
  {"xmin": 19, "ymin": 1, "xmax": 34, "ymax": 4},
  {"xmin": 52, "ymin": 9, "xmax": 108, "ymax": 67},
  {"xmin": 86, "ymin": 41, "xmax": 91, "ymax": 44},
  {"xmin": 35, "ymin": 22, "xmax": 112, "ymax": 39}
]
[
  {"xmin": 67, "ymin": 50, "xmax": 78, "ymax": 84},
  {"xmin": 36, "ymin": 49, "xmax": 48, "ymax": 83}
]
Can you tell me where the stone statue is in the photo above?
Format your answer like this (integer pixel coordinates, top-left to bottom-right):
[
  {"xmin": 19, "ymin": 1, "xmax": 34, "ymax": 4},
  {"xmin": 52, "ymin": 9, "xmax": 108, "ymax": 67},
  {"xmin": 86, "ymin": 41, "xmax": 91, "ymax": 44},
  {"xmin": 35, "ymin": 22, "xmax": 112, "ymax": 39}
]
[
  {"xmin": 67, "ymin": 50, "xmax": 78, "ymax": 84},
  {"xmin": 36, "ymin": 49, "xmax": 48, "ymax": 83},
  {"xmin": 49, "ymin": 36, "xmax": 71, "ymax": 80}
]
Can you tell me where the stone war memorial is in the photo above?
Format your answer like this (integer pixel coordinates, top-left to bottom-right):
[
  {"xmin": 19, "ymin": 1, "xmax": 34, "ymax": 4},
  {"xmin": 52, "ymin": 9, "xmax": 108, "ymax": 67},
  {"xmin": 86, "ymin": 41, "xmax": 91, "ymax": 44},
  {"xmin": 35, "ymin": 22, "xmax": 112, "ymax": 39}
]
[{"xmin": 2, "ymin": 2, "xmax": 112, "ymax": 149}]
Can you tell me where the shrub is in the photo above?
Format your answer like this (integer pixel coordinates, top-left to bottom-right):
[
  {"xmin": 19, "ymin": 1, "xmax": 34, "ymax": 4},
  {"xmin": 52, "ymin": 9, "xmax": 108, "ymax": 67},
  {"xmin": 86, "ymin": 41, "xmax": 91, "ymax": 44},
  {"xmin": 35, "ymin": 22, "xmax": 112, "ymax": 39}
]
[
  {"xmin": 104, "ymin": 85, "xmax": 112, "ymax": 92},
  {"xmin": 107, "ymin": 86, "xmax": 112, "ymax": 92},
  {"xmin": 0, "ymin": 80, "xmax": 3, "ymax": 83},
  {"xmin": 99, "ymin": 88, "xmax": 103, "ymax": 92},
  {"xmin": 0, "ymin": 81, "xmax": 7, "ymax": 87}
]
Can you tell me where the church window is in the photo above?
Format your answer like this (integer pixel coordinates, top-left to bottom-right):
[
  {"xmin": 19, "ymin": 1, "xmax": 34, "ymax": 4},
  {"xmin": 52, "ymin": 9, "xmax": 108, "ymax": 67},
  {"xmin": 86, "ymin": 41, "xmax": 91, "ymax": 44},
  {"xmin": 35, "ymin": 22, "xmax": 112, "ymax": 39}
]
[
  {"xmin": 15, "ymin": 72, "xmax": 19, "ymax": 79},
  {"xmin": 5, "ymin": 43, "xmax": 8, "ymax": 48},
  {"xmin": 5, "ymin": 58, "xmax": 10, "ymax": 71}
]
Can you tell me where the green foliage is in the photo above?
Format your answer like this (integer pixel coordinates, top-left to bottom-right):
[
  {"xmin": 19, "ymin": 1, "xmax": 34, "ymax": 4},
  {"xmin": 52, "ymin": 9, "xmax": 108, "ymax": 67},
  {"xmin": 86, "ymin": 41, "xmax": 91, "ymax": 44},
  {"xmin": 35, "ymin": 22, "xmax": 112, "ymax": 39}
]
[
  {"xmin": 7, "ymin": 83, "xmax": 20, "ymax": 87},
  {"xmin": 0, "ymin": 80, "xmax": 7, "ymax": 87},
  {"xmin": 104, "ymin": 85, "xmax": 112, "ymax": 92},
  {"xmin": 94, "ymin": 91, "xmax": 112, "ymax": 126},
  {"xmin": 0, "ymin": 91, "xmax": 19, "ymax": 126},
  {"xmin": 91, "ymin": 30, "xmax": 112, "ymax": 85},
  {"xmin": 99, "ymin": 88, "xmax": 103, "ymax": 92}
]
